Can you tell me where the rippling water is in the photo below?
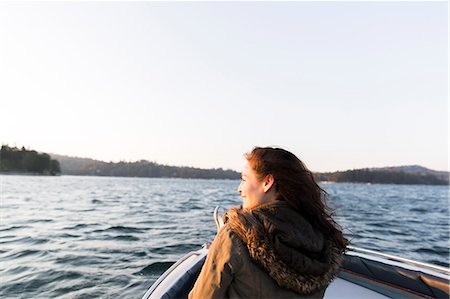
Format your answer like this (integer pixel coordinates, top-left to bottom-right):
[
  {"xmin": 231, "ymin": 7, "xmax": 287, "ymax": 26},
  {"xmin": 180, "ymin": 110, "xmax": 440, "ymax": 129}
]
[{"xmin": 1, "ymin": 175, "xmax": 448, "ymax": 298}]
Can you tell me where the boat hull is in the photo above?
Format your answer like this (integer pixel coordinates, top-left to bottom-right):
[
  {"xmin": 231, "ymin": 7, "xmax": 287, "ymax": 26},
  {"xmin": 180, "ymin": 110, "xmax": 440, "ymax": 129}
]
[{"xmin": 142, "ymin": 246, "xmax": 449, "ymax": 299}]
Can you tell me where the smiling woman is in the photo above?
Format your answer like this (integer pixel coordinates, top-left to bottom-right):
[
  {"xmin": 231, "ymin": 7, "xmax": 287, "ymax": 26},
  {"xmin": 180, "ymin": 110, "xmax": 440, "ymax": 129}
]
[
  {"xmin": 188, "ymin": 146, "xmax": 348, "ymax": 298},
  {"xmin": 237, "ymin": 161, "xmax": 277, "ymax": 210}
]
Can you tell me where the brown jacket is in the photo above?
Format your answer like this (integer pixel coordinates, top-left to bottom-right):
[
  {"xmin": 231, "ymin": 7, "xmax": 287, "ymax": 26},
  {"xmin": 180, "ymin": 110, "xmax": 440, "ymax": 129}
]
[{"xmin": 189, "ymin": 201, "xmax": 342, "ymax": 298}]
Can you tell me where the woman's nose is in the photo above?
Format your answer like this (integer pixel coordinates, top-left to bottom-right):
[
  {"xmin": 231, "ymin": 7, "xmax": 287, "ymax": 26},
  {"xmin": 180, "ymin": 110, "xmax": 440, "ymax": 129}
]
[{"xmin": 237, "ymin": 182, "xmax": 242, "ymax": 194}]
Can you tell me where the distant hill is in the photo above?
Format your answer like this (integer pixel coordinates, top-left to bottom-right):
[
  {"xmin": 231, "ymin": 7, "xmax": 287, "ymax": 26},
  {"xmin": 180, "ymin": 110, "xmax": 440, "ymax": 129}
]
[
  {"xmin": 370, "ymin": 165, "xmax": 449, "ymax": 181},
  {"xmin": 50, "ymin": 154, "xmax": 240, "ymax": 180},
  {"xmin": 314, "ymin": 165, "xmax": 449, "ymax": 186}
]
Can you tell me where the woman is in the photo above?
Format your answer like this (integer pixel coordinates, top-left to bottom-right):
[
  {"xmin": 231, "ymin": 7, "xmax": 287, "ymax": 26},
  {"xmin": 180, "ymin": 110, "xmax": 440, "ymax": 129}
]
[{"xmin": 189, "ymin": 147, "xmax": 348, "ymax": 298}]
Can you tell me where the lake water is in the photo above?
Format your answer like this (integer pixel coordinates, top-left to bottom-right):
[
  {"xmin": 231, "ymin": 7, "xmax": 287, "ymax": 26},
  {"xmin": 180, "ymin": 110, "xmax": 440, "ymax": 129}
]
[{"xmin": 1, "ymin": 175, "xmax": 448, "ymax": 298}]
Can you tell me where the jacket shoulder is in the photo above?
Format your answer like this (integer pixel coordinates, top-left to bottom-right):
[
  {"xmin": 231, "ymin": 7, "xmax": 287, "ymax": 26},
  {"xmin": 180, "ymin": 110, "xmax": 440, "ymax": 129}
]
[
  {"xmin": 188, "ymin": 225, "xmax": 247, "ymax": 299},
  {"xmin": 210, "ymin": 224, "xmax": 245, "ymax": 271}
]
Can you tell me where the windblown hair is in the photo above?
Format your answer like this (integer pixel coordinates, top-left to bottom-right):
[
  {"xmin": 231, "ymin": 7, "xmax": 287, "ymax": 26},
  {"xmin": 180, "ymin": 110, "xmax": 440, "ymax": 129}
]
[{"xmin": 245, "ymin": 146, "xmax": 348, "ymax": 252}]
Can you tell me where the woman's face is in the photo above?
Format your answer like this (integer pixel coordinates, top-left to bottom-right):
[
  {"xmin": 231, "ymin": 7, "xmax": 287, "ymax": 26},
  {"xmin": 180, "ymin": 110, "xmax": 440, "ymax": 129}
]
[{"xmin": 237, "ymin": 162, "xmax": 266, "ymax": 210}]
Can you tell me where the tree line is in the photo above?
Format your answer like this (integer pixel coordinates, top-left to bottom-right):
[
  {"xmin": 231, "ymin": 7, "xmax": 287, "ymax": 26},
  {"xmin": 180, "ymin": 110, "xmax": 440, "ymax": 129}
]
[
  {"xmin": 52, "ymin": 154, "xmax": 240, "ymax": 179},
  {"xmin": 1, "ymin": 145, "xmax": 61, "ymax": 175},
  {"xmin": 314, "ymin": 169, "xmax": 448, "ymax": 185}
]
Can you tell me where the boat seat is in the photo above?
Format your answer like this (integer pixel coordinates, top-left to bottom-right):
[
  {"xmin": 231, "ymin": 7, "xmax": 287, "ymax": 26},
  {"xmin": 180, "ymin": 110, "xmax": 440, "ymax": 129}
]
[{"xmin": 340, "ymin": 254, "xmax": 450, "ymax": 298}]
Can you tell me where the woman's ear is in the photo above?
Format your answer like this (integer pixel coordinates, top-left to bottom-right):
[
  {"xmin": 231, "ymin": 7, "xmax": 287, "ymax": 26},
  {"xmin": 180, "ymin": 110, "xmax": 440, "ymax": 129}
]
[{"xmin": 263, "ymin": 174, "xmax": 275, "ymax": 193}]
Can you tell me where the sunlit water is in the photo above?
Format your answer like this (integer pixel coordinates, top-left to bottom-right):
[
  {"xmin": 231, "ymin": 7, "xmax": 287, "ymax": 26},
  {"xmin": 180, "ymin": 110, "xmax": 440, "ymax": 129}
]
[{"xmin": 1, "ymin": 175, "xmax": 448, "ymax": 298}]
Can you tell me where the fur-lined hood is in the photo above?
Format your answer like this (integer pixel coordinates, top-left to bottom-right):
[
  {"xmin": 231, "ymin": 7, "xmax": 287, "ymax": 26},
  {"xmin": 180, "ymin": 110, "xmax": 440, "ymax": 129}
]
[{"xmin": 224, "ymin": 200, "xmax": 343, "ymax": 295}]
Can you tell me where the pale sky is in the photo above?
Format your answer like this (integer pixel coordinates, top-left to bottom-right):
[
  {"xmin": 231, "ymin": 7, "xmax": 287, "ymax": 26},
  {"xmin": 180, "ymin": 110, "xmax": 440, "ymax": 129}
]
[{"xmin": 0, "ymin": 1, "xmax": 448, "ymax": 172}]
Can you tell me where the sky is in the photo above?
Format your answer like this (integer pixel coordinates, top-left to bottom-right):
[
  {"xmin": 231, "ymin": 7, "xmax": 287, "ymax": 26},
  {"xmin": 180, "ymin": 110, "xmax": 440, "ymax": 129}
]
[{"xmin": 0, "ymin": 1, "xmax": 448, "ymax": 172}]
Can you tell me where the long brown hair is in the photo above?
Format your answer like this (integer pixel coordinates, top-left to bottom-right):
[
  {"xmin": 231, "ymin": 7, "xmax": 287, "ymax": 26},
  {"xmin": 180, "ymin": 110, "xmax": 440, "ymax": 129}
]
[{"xmin": 245, "ymin": 146, "xmax": 348, "ymax": 251}]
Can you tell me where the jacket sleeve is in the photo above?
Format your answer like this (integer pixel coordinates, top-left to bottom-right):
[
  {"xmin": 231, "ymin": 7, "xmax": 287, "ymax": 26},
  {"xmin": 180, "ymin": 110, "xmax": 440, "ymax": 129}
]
[{"xmin": 188, "ymin": 226, "xmax": 242, "ymax": 299}]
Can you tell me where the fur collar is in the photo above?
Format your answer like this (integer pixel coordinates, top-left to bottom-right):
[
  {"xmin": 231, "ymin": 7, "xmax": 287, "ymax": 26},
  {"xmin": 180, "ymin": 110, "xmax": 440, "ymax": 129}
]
[{"xmin": 224, "ymin": 201, "xmax": 343, "ymax": 295}]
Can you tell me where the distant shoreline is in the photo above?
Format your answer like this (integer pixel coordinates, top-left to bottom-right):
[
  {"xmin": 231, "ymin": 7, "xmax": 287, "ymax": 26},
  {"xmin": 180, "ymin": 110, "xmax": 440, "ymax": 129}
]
[
  {"xmin": 2, "ymin": 145, "xmax": 448, "ymax": 185},
  {"xmin": 0, "ymin": 173, "xmax": 235, "ymax": 180},
  {"xmin": 0, "ymin": 171, "xmax": 60, "ymax": 176}
]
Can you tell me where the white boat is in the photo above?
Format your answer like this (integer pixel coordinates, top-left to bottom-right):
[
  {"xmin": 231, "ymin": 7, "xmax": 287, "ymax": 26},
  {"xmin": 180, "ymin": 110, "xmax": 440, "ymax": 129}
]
[{"xmin": 142, "ymin": 208, "xmax": 450, "ymax": 299}]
